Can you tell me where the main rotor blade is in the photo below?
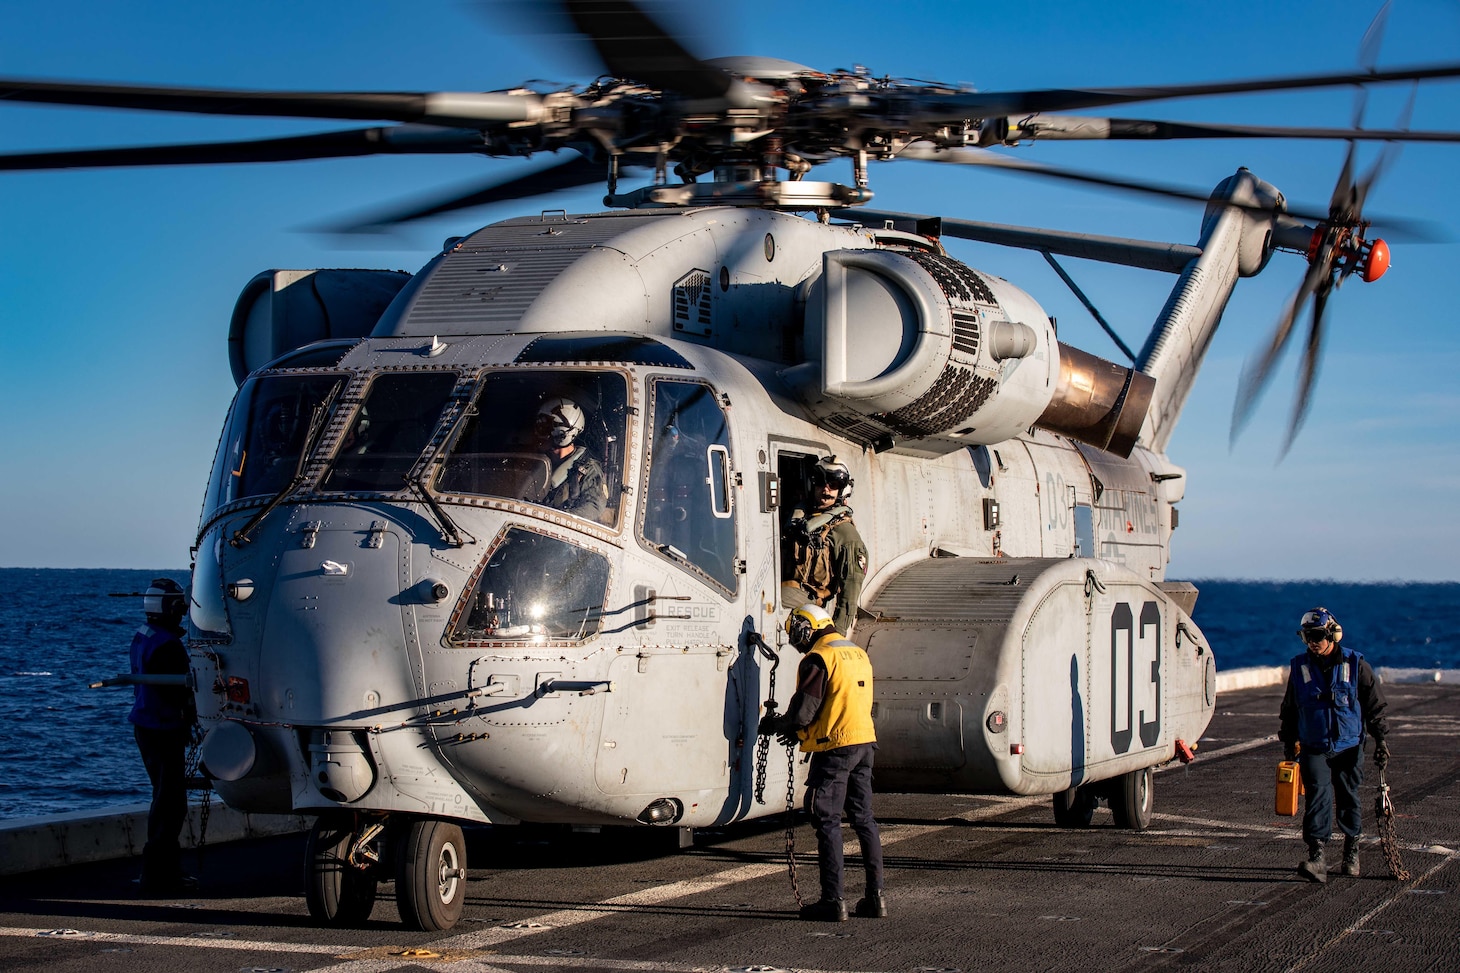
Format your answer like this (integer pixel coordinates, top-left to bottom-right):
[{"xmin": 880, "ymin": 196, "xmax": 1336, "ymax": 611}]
[
  {"xmin": 562, "ymin": 0, "xmax": 732, "ymax": 99},
  {"xmin": 1280, "ymin": 281, "xmax": 1333, "ymax": 457},
  {"xmin": 329, "ymin": 150, "xmax": 607, "ymax": 232},
  {"xmin": 1230, "ymin": 243, "xmax": 1330, "ymax": 444},
  {"xmin": 908, "ymin": 61, "xmax": 1460, "ymax": 123},
  {"xmin": 0, "ymin": 125, "xmax": 489, "ymax": 171},
  {"xmin": 989, "ymin": 114, "xmax": 1460, "ymax": 143},
  {"xmin": 895, "ymin": 143, "xmax": 1445, "ymax": 241},
  {"xmin": 0, "ymin": 78, "xmax": 545, "ymax": 126},
  {"xmin": 841, "ymin": 207, "xmax": 1202, "ymax": 274}
]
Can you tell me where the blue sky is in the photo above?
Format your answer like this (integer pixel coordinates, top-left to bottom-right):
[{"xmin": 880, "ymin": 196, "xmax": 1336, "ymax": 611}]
[{"xmin": 2, "ymin": 0, "xmax": 1458, "ymax": 579}]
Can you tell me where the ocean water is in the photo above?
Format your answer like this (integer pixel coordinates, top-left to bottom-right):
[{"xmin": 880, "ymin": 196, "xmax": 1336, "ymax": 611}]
[{"xmin": 1, "ymin": 568, "xmax": 1456, "ymax": 819}]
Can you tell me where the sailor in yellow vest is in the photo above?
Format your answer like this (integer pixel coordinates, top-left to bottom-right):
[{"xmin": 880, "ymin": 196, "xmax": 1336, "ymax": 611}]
[{"xmin": 758, "ymin": 604, "xmax": 886, "ymax": 922}]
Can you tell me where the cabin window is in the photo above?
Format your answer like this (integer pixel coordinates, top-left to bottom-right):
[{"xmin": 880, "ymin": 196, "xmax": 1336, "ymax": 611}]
[
  {"xmin": 448, "ymin": 527, "xmax": 610, "ymax": 643},
  {"xmin": 321, "ymin": 372, "xmax": 458, "ymax": 492},
  {"xmin": 203, "ymin": 373, "xmax": 344, "ymax": 519},
  {"xmin": 640, "ymin": 379, "xmax": 738, "ymax": 592},
  {"xmin": 436, "ymin": 370, "xmax": 628, "ymax": 528}
]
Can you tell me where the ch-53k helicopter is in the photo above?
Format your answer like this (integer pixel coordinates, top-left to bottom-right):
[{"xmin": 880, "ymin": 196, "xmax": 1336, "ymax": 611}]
[{"xmin": 10, "ymin": 0, "xmax": 1460, "ymax": 932}]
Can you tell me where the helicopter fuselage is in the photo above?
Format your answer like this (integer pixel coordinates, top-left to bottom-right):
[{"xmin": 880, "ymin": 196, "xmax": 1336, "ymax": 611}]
[{"xmin": 192, "ymin": 204, "xmax": 1216, "ymax": 830}]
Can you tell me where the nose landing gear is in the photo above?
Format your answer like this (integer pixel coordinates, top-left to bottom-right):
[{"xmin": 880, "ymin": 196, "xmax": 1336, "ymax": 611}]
[
  {"xmin": 302, "ymin": 813, "xmax": 469, "ymax": 931},
  {"xmin": 396, "ymin": 818, "xmax": 468, "ymax": 931}
]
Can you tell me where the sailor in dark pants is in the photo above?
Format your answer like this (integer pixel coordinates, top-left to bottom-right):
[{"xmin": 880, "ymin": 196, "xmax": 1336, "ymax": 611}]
[
  {"xmin": 759, "ymin": 604, "xmax": 885, "ymax": 921},
  {"xmin": 128, "ymin": 578, "xmax": 197, "ymax": 895},
  {"xmin": 1278, "ymin": 607, "xmax": 1389, "ymax": 883}
]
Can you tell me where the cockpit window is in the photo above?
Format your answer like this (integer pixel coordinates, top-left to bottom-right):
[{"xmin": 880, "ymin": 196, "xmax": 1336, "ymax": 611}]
[
  {"xmin": 203, "ymin": 373, "xmax": 343, "ymax": 520},
  {"xmin": 436, "ymin": 370, "xmax": 627, "ymax": 527},
  {"xmin": 448, "ymin": 527, "xmax": 611, "ymax": 643},
  {"xmin": 640, "ymin": 379, "xmax": 738, "ymax": 592},
  {"xmin": 321, "ymin": 372, "xmax": 458, "ymax": 493}
]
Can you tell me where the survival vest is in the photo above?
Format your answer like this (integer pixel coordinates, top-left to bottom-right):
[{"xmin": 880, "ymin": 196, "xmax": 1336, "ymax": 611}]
[
  {"xmin": 798, "ymin": 631, "xmax": 876, "ymax": 752},
  {"xmin": 1290, "ymin": 647, "xmax": 1367, "ymax": 754},
  {"xmin": 784, "ymin": 505, "xmax": 853, "ymax": 602}
]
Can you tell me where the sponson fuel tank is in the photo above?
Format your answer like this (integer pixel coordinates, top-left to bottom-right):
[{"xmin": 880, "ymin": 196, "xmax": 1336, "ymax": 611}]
[{"xmin": 860, "ymin": 557, "xmax": 1215, "ymax": 796}]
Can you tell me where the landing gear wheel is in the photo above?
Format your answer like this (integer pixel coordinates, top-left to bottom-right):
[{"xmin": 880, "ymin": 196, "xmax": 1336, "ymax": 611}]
[
  {"xmin": 1110, "ymin": 766, "xmax": 1154, "ymax": 831},
  {"xmin": 395, "ymin": 819, "xmax": 467, "ymax": 931},
  {"xmin": 1052, "ymin": 784, "xmax": 1097, "ymax": 827},
  {"xmin": 304, "ymin": 814, "xmax": 378, "ymax": 927}
]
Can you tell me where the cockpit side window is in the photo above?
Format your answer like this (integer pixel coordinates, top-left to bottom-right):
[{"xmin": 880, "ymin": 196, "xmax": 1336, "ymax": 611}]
[
  {"xmin": 436, "ymin": 370, "xmax": 628, "ymax": 528},
  {"xmin": 321, "ymin": 372, "xmax": 458, "ymax": 492},
  {"xmin": 447, "ymin": 527, "xmax": 611, "ymax": 644},
  {"xmin": 203, "ymin": 373, "xmax": 343, "ymax": 521},
  {"xmin": 640, "ymin": 379, "xmax": 738, "ymax": 592}
]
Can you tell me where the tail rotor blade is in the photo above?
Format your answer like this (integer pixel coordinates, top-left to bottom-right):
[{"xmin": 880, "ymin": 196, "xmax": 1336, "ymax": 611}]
[
  {"xmin": 1280, "ymin": 281, "xmax": 1334, "ymax": 457},
  {"xmin": 1231, "ymin": 252, "xmax": 1328, "ymax": 443}
]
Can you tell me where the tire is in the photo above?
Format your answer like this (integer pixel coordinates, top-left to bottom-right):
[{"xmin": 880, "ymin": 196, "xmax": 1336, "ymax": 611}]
[
  {"xmin": 1110, "ymin": 766, "xmax": 1154, "ymax": 831},
  {"xmin": 1052, "ymin": 785, "xmax": 1096, "ymax": 828},
  {"xmin": 304, "ymin": 815, "xmax": 378, "ymax": 927},
  {"xmin": 395, "ymin": 819, "xmax": 467, "ymax": 931}
]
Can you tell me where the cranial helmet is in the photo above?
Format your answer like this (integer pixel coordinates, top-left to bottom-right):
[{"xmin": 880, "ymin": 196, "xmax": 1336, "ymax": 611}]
[
  {"xmin": 535, "ymin": 397, "xmax": 585, "ymax": 448},
  {"xmin": 785, "ymin": 603, "xmax": 835, "ymax": 648},
  {"xmin": 808, "ymin": 454, "xmax": 853, "ymax": 502},
  {"xmin": 1298, "ymin": 606, "xmax": 1343, "ymax": 644},
  {"xmin": 144, "ymin": 577, "xmax": 187, "ymax": 619}
]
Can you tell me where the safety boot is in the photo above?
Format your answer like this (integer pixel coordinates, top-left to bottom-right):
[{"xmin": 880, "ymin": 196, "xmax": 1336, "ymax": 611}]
[
  {"xmin": 799, "ymin": 898, "xmax": 848, "ymax": 922},
  {"xmin": 1298, "ymin": 844, "xmax": 1327, "ymax": 884},
  {"xmin": 1341, "ymin": 836, "xmax": 1361, "ymax": 877},
  {"xmin": 854, "ymin": 889, "xmax": 888, "ymax": 918}
]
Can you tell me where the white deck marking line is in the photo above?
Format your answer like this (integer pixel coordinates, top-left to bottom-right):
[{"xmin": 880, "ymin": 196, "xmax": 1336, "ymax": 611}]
[
  {"xmin": 0, "ymin": 926, "xmax": 355, "ymax": 955},
  {"xmin": 1283, "ymin": 849, "xmax": 1460, "ymax": 973},
  {"xmin": 304, "ymin": 797, "xmax": 1056, "ymax": 972}
]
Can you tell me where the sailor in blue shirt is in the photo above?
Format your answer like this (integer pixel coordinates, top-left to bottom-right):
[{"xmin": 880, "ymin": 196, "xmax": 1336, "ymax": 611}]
[
  {"xmin": 128, "ymin": 578, "xmax": 198, "ymax": 894},
  {"xmin": 1278, "ymin": 607, "xmax": 1389, "ymax": 883}
]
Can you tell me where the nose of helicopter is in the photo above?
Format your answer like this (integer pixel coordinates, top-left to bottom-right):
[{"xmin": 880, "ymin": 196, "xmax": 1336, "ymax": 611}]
[{"xmin": 253, "ymin": 514, "xmax": 414, "ymax": 728}]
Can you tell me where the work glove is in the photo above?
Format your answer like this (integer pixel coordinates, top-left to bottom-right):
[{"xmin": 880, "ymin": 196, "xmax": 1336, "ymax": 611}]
[
  {"xmin": 1374, "ymin": 738, "xmax": 1390, "ymax": 770},
  {"xmin": 1282, "ymin": 743, "xmax": 1298, "ymax": 763},
  {"xmin": 757, "ymin": 714, "xmax": 780, "ymax": 737},
  {"xmin": 775, "ymin": 730, "xmax": 800, "ymax": 749}
]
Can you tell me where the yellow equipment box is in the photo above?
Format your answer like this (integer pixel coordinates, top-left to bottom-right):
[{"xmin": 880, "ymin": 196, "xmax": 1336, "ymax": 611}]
[{"xmin": 1275, "ymin": 760, "xmax": 1303, "ymax": 816}]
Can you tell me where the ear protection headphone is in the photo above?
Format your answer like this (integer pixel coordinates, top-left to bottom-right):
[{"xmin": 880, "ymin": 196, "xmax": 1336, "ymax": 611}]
[{"xmin": 1297, "ymin": 606, "xmax": 1343, "ymax": 644}]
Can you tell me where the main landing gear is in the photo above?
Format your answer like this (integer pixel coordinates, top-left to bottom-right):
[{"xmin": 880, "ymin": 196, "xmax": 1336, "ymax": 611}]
[
  {"xmin": 1051, "ymin": 766, "xmax": 1154, "ymax": 831},
  {"xmin": 304, "ymin": 813, "xmax": 469, "ymax": 931}
]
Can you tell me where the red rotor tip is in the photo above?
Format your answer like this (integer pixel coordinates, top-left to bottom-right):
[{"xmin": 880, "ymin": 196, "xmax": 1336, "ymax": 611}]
[{"xmin": 1363, "ymin": 238, "xmax": 1390, "ymax": 282}]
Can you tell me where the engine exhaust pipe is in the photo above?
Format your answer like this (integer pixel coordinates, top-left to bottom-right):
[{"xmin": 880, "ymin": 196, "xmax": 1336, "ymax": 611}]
[{"xmin": 1036, "ymin": 343, "xmax": 1155, "ymax": 457}]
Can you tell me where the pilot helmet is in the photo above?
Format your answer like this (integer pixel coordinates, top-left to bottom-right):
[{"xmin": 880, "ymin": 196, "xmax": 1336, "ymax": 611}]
[
  {"xmin": 144, "ymin": 577, "xmax": 187, "ymax": 620},
  {"xmin": 1297, "ymin": 606, "xmax": 1343, "ymax": 645},
  {"xmin": 535, "ymin": 397, "xmax": 586, "ymax": 448},
  {"xmin": 785, "ymin": 603, "xmax": 835, "ymax": 648},
  {"xmin": 808, "ymin": 454, "xmax": 853, "ymax": 502}
]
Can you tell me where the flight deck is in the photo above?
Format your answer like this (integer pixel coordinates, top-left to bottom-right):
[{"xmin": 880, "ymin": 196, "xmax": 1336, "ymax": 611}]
[{"xmin": 1, "ymin": 681, "xmax": 1456, "ymax": 973}]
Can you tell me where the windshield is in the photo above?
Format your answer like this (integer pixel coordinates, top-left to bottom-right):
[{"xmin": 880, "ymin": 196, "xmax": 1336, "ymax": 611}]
[
  {"xmin": 203, "ymin": 373, "xmax": 342, "ymax": 522},
  {"xmin": 449, "ymin": 528, "xmax": 611, "ymax": 643},
  {"xmin": 437, "ymin": 370, "xmax": 627, "ymax": 527},
  {"xmin": 321, "ymin": 372, "xmax": 458, "ymax": 492}
]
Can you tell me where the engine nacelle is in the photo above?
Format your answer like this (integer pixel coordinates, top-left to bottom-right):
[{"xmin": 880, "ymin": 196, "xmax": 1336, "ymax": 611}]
[
  {"xmin": 783, "ymin": 248, "xmax": 1058, "ymax": 457},
  {"xmin": 228, "ymin": 268, "xmax": 412, "ymax": 385}
]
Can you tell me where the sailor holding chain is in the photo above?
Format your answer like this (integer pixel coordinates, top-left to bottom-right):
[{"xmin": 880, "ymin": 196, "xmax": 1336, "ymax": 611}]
[
  {"xmin": 1278, "ymin": 607, "xmax": 1390, "ymax": 883},
  {"xmin": 759, "ymin": 604, "xmax": 886, "ymax": 921}
]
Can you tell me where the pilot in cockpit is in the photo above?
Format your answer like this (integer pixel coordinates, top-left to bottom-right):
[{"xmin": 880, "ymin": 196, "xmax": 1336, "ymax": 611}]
[{"xmin": 534, "ymin": 396, "xmax": 608, "ymax": 521}]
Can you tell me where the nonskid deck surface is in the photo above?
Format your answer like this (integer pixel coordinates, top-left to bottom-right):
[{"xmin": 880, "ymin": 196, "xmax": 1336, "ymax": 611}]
[{"xmin": 1, "ymin": 683, "xmax": 1456, "ymax": 973}]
